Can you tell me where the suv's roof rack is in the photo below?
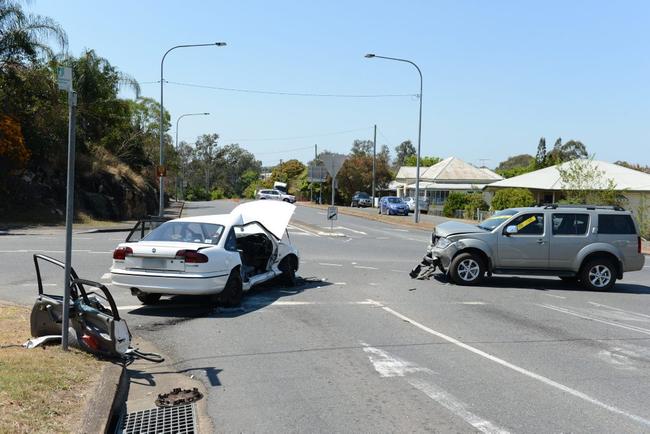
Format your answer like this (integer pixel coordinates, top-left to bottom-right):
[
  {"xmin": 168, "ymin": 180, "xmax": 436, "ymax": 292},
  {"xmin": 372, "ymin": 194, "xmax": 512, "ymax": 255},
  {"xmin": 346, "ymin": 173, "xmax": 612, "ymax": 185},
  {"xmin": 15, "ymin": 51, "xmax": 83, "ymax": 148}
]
[{"xmin": 539, "ymin": 204, "xmax": 625, "ymax": 211}]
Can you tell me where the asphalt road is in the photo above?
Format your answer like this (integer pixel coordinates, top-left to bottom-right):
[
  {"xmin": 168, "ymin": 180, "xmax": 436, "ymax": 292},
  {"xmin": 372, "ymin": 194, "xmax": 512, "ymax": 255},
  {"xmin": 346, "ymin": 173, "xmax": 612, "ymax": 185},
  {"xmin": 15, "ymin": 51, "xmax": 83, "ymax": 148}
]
[{"xmin": 2, "ymin": 200, "xmax": 650, "ymax": 433}]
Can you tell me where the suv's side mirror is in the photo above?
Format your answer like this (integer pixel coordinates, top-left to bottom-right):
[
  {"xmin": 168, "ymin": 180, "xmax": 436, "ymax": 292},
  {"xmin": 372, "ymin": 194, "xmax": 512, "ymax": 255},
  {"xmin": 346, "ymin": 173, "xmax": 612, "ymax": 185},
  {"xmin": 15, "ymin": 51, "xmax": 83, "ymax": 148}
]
[{"xmin": 505, "ymin": 225, "xmax": 518, "ymax": 235}]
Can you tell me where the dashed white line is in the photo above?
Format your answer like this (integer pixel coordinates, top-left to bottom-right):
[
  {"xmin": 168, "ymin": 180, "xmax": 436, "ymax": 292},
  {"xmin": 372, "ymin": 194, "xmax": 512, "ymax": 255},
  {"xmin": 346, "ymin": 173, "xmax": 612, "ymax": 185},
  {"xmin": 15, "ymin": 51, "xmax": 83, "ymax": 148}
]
[
  {"xmin": 408, "ymin": 379, "xmax": 510, "ymax": 434},
  {"xmin": 587, "ymin": 301, "xmax": 650, "ymax": 319},
  {"xmin": 354, "ymin": 265, "xmax": 378, "ymax": 270},
  {"xmin": 101, "ymin": 273, "xmax": 111, "ymax": 280},
  {"xmin": 370, "ymin": 299, "xmax": 650, "ymax": 427},
  {"xmin": 318, "ymin": 262, "xmax": 343, "ymax": 267},
  {"xmin": 543, "ymin": 294, "xmax": 566, "ymax": 299},
  {"xmin": 540, "ymin": 304, "xmax": 650, "ymax": 336}
]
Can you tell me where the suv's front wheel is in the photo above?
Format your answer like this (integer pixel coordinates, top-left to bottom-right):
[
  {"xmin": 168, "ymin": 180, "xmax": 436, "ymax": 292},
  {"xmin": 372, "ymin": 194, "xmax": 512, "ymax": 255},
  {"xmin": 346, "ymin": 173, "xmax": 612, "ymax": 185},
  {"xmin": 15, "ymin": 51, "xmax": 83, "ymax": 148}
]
[
  {"xmin": 450, "ymin": 252, "xmax": 485, "ymax": 285},
  {"xmin": 581, "ymin": 258, "xmax": 617, "ymax": 291}
]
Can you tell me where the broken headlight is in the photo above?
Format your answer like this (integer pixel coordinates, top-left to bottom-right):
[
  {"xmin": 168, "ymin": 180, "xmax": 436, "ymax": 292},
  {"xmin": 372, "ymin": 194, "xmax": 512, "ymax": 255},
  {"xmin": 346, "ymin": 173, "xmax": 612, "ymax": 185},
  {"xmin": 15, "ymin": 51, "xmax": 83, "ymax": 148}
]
[{"xmin": 435, "ymin": 237, "xmax": 451, "ymax": 249}]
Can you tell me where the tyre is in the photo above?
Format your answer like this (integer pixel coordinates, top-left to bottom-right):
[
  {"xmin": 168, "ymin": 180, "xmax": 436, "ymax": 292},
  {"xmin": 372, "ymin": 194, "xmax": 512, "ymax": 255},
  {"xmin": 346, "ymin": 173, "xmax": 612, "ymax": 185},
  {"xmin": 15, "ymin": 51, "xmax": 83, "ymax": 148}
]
[
  {"xmin": 217, "ymin": 268, "xmax": 243, "ymax": 307},
  {"xmin": 283, "ymin": 198, "xmax": 290, "ymax": 202},
  {"xmin": 580, "ymin": 258, "xmax": 616, "ymax": 291},
  {"xmin": 279, "ymin": 256, "xmax": 297, "ymax": 287},
  {"xmin": 137, "ymin": 293, "xmax": 161, "ymax": 305},
  {"xmin": 449, "ymin": 252, "xmax": 485, "ymax": 285}
]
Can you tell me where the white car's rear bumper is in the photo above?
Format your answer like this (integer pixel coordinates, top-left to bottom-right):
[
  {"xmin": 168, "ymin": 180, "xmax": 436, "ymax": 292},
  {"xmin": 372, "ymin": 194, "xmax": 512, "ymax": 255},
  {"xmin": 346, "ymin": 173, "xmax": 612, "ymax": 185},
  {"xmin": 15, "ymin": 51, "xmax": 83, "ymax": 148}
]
[{"xmin": 110, "ymin": 269, "xmax": 230, "ymax": 295}]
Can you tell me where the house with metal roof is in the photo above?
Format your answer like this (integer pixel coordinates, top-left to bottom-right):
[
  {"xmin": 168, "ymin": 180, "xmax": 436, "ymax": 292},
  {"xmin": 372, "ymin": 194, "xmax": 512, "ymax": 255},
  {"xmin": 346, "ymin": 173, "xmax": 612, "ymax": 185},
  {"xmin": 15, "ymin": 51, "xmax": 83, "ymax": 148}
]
[
  {"xmin": 484, "ymin": 160, "xmax": 650, "ymax": 219},
  {"xmin": 394, "ymin": 157, "xmax": 503, "ymax": 205}
]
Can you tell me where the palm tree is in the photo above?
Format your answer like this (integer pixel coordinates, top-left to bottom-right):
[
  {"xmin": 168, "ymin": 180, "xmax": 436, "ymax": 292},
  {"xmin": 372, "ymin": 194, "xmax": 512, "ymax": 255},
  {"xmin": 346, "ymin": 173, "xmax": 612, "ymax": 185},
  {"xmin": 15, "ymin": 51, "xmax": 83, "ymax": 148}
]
[{"xmin": 0, "ymin": 0, "xmax": 67, "ymax": 66}]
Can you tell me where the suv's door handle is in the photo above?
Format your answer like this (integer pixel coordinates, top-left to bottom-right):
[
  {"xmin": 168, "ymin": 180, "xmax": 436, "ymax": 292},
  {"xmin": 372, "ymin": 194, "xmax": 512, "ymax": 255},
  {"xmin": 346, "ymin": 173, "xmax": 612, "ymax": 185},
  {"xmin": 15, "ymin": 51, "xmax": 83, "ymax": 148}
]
[{"xmin": 536, "ymin": 239, "xmax": 545, "ymax": 244}]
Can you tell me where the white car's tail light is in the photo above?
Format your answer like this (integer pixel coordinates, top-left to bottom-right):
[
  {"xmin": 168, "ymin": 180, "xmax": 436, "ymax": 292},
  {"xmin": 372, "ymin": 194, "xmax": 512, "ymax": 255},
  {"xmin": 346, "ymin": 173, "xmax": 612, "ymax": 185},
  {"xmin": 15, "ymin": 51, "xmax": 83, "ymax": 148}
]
[
  {"xmin": 113, "ymin": 246, "xmax": 133, "ymax": 260},
  {"xmin": 176, "ymin": 250, "xmax": 209, "ymax": 263}
]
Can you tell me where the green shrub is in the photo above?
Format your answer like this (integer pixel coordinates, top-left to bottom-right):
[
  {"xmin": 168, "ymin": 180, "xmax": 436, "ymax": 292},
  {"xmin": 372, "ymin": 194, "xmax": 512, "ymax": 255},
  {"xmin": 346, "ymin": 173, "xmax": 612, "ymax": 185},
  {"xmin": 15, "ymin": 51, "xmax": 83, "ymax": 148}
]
[
  {"xmin": 443, "ymin": 192, "xmax": 469, "ymax": 217},
  {"xmin": 464, "ymin": 193, "xmax": 489, "ymax": 219},
  {"xmin": 210, "ymin": 187, "xmax": 225, "ymax": 200},
  {"xmin": 185, "ymin": 186, "xmax": 210, "ymax": 201},
  {"xmin": 243, "ymin": 182, "xmax": 260, "ymax": 199},
  {"xmin": 491, "ymin": 188, "xmax": 535, "ymax": 210}
]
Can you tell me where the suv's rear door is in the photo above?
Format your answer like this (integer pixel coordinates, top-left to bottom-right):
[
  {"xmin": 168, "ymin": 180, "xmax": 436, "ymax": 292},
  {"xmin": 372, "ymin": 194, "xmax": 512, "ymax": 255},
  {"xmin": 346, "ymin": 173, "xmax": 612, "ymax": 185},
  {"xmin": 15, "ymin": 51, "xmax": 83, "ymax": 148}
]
[
  {"xmin": 497, "ymin": 212, "xmax": 549, "ymax": 268},
  {"xmin": 597, "ymin": 213, "xmax": 639, "ymax": 266},
  {"xmin": 549, "ymin": 213, "xmax": 592, "ymax": 269}
]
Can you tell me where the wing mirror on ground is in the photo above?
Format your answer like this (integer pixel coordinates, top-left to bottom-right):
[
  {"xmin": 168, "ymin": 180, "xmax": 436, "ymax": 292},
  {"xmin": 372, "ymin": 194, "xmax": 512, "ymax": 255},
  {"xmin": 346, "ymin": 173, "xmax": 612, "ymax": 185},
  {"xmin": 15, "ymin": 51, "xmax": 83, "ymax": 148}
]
[{"xmin": 505, "ymin": 225, "xmax": 518, "ymax": 235}]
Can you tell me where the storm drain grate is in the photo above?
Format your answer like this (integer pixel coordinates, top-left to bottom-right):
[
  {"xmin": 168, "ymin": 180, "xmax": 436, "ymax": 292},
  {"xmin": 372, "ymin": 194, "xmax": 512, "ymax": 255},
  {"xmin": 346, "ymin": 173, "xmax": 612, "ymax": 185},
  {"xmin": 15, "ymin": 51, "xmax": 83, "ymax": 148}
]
[{"xmin": 118, "ymin": 403, "xmax": 197, "ymax": 434}]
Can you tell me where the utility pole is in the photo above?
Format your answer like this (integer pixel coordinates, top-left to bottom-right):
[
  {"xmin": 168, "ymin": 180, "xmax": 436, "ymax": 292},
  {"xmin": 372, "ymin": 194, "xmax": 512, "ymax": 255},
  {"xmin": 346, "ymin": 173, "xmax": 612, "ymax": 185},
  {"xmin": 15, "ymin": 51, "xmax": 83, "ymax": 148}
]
[
  {"xmin": 316, "ymin": 144, "xmax": 322, "ymax": 204},
  {"xmin": 372, "ymin": 124, "xmax": 377, "ymax": 208}
]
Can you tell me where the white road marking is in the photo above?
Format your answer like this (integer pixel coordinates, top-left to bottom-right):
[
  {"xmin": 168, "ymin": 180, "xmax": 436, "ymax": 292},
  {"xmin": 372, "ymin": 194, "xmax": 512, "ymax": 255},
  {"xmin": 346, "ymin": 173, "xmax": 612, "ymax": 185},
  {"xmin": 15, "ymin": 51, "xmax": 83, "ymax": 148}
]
[
  {"xmin": 317, "ymin": 212, "xmax": 326, "ymax": 215},
  {"xmin": 73, "ymin": 237, "xmax": 94, "ymax": 240},
  {"xmin": 89, "ymin": 251, "xmax": 112, "ymax": 254},
  {"xmin": 362, "ymin": 344, "xmax": 508, "ymax": 433},
  {"xmin": 388, "ymin": 228, "xmax": 409, "ymax": 232},
  {"xmin": 457, "ymin": 301, "xmax": 486, "ymax": 305},
  {"xmin": 376, "ymin": 236, "xmax": 390, "ymax": 240},
  {"xmin": 543, "ymin": 294, "xmax": 566, "ymax": 299},
  {"xmin": 368, "ymin": 283, "xmax": 378, "ymax": 286},
  {"xmin": 0, "ymin": 250, "xmax": 29, "ymax": 253},
  {"xmin": 369, "ymin": 299, "xmax": 650, "ymax": 427},
  {"xmin": 540, "ymin": 304, "xmax": 650, "ymax": 336},
  {"xmin": 288, "ymin": 225, "xmax": 320, "ymax": 237},
  {"xmin": 318, "ymin": 262, "xmax": 343, "ymax": 267},
  {"xmin": 354, "ymin": 265, "xmax": 379, "ymax": 270},
  {"xmin": 101, "ymin": 273, "xmax": 111, "ymax": 280},
  {"xmin": 408, "ymin": 379, "xmax": 510, "ymax": 434},
  {"xmin": 317, "ymin": 231, "xmax": 346, "ymax": 237},
  {"xmin": 335, "ymin": 226, "xmax": 367, "ymax": 235},
  {"xmin": 22, "ymin": 283, "xmax": 57, "ymax": 287},
  {"xmin": 334, "ymin": 282, "xmax": 347, "ymax": 285},
  {"xmin": 587, "ymin": 301, "xmax": 650, "ymax": 319},
  {"xmin": 362, "ymin": 344, "xmax": 433, "ymax": 377}
]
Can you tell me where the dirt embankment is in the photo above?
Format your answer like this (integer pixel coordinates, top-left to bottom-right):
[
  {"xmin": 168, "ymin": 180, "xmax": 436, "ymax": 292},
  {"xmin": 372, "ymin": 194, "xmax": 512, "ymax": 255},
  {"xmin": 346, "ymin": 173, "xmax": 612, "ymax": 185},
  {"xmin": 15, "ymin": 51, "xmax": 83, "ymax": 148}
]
[{"xmin": 1, "ymin": 151, "xmax": 158, "ymax": 224}]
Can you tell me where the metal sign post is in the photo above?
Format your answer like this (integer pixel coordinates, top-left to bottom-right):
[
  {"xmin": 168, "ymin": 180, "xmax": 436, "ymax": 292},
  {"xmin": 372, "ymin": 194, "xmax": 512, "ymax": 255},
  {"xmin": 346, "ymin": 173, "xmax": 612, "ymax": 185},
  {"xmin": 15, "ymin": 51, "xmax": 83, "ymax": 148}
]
[{"xmin": 58, "ymin": 67, "xmax": 76, "ymax": 351}]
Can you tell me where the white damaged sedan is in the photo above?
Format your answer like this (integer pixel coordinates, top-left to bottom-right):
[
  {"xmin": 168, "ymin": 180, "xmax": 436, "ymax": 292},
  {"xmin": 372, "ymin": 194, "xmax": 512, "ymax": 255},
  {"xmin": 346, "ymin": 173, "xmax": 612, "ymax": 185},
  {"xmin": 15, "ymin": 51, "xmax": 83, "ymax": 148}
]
[{"xmin": 110, "ymin": 200, "xmax": 299, "ymax": 306}]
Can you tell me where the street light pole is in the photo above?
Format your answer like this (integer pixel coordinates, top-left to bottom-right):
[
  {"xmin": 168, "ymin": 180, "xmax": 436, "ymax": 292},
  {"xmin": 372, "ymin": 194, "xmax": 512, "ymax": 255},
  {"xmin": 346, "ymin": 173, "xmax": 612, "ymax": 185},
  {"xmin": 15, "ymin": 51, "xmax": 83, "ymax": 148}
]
[
  {"xmin": 365, "ymin": 53, "xmax": 423, "ymax": 223},
  {"xmin": 159, "ymin": 42, "xmax": 226, "ymax": 216},
  {"xmin": 372, "ymin": 124, "xmax": 376, "ymax": 208},
  {"xmin": 175, "ymin": 112, "xmax": 209, "ymax": 199}
]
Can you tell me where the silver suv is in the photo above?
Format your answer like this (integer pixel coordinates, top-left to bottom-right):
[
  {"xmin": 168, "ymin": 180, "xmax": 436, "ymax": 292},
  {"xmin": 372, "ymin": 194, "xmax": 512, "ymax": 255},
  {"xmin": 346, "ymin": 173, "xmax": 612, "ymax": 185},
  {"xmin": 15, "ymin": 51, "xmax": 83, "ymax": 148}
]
[{"xmin": 411, "ymin": 205, "xmax": 645, "ymax": 291}]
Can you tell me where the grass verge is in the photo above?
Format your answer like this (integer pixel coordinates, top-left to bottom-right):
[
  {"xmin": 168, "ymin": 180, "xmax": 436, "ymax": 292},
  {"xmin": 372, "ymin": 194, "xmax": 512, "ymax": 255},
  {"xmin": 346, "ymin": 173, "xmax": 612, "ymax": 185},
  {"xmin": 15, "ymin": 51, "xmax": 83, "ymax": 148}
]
[{"xmin": 0, "ymin": 303, "xmax": 105, "ymax": 434}]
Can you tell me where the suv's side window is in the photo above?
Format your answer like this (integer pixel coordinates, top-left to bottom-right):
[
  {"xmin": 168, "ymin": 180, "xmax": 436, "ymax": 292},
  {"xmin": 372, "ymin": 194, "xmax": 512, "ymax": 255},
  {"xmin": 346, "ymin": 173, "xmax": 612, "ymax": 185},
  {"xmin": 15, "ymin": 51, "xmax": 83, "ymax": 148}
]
[
  {"xmin": 598, "ymin": 214, "xmax": 636, "ymax": 234},
  {"xmin": 552, "ymin": 213, "xmax": 589, "ymax": 235},
  {"xmin": 507, "ymin": 213, "xmax": 545, "ymax": 235}
]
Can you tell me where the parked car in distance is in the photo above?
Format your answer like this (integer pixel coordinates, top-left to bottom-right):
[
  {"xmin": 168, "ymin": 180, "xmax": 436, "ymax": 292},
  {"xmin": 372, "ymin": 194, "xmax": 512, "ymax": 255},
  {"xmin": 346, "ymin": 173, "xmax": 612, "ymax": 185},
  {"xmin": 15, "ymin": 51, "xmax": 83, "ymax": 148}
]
[
  {"xmin": 404, "ymin": 196, "xmax": 430, "ymax": 214},
  {"xmin": 110, "ymin": 200, "xmax": 300, "ymax": 307},
  {"xmin": 256, "ymin": 188, "xmax": 296, "ymax": 203},
  {"xmin": 351, "ymin": 192, "xmax": 372, "ymax": 208},
  {"xmin": 379, "ymin": 196, "xmax": 409, "ymax": 216},
  {"xmin": 415, "ymin": 205, "xmax": 644, "ymax": 291}
]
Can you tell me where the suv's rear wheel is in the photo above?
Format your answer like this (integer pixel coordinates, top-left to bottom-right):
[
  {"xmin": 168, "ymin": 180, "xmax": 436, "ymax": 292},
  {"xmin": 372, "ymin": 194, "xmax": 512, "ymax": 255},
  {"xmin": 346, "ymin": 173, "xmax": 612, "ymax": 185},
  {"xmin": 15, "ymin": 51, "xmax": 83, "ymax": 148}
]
[
  {"xmin": 450, "ymin": 253, "xmax": 485, "ymax": 285},
  {"xmin": 581, "ymin": 258, "xmax": 616, "ymax": 291}
]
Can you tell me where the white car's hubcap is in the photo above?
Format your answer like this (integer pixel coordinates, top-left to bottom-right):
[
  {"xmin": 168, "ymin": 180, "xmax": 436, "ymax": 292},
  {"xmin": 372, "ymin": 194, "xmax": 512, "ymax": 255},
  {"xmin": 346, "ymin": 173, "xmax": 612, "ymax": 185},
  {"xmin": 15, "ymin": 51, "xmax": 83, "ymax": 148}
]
[
  {"xmin": 589, "ymin": 265, "xmax": 611, "ymax": 288},
  {"xmin": 458, "ymin": 259, "xmax": 480, "ymax": 281}
]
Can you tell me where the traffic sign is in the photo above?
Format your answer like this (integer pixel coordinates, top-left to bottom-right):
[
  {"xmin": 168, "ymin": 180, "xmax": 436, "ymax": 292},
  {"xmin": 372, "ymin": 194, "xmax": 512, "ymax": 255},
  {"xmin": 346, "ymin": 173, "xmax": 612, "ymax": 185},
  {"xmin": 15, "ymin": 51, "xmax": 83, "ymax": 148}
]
[
  {"xmin": 57, "ymin": 66, "xmax": 72, "ymax": 91},
  {"xmin": 320, "ymin": 153, "xmax": 347, "ymax": 178},
  {"xmin": 307, "ymin": 164, "xmax": 327, "ymax": 183},
  {"xmin": 327, "ymin": 206, "xmax": 338, "ymax": 220}
]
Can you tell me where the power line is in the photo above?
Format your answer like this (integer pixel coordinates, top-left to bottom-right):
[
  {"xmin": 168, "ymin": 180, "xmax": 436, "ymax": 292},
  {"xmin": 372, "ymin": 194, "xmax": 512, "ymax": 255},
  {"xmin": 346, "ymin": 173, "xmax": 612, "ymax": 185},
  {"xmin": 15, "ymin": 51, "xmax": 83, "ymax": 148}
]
[
  {"xmin": 221, "ymin": 126, "xmax": 372, "ymax": 142},
  {"xmin": 138, "ymin": 80, "xmax": 418, "ymax": 98}
]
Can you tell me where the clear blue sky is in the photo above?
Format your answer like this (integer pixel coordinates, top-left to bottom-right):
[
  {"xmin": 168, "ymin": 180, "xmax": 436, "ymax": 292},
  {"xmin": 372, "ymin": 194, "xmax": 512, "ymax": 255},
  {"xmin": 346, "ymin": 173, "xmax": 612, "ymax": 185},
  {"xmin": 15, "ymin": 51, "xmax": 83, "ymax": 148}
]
[{"xmin": 30, "ymin": 0, "xmax": 650, "ymax": 167}]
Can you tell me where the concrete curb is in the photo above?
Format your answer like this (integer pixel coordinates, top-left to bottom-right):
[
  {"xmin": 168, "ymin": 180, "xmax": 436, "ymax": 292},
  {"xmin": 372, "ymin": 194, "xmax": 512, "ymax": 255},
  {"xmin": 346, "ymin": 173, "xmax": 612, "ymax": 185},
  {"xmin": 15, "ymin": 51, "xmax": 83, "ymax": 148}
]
[
  {"xmin": 81, "ymin": 362, "xmax": 128, "ymax": 434},
  {"xmin": 76, "ymin": 227, "xmax": 132, "ymax": 234}
]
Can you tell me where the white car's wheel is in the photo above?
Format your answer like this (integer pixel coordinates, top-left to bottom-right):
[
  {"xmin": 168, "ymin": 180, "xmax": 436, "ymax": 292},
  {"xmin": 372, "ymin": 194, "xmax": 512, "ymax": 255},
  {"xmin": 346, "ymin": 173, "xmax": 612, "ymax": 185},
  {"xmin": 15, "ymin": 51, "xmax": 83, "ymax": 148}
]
[
  {"xmin": 215, "ymin": 268, "xmax": 243, "ymax": 307},
  {"xmin": 137, "ymin": 293, "xmax": 161, "ymax": 305}
]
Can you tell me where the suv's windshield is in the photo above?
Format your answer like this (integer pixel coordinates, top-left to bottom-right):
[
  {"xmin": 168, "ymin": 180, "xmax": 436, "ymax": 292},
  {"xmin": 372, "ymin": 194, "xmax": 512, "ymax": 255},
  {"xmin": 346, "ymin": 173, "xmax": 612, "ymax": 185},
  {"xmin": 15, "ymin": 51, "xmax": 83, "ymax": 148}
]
[
  {"xmin": 144, "ymin": 221, "xmax": 225, "ymax": 245},
  {"xmin": 356, "ymin": 192, "xmax": 370, "ymax": 198},
  {"xmin": 387, "ymin": 197, "xmax": 403, "ymax": 204},
  {"xmin": 477, "ymin": 209, "xmax": 518, "ymax": 231}
]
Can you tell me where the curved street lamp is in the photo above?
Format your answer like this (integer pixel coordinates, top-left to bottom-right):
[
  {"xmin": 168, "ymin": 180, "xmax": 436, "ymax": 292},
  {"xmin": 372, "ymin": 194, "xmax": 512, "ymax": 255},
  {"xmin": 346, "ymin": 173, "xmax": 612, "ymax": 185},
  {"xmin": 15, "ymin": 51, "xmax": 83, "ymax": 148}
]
[
  {"xmin": 365, "ymin": 53, "xmax": 424, "ymax": 223},
  {"xmin": 175, "ymin": 112, "xmax": 210, "ymax": 200},
  {"xmin": 159, "ymin": 42, "xmax": 226, "ymax": 215}
]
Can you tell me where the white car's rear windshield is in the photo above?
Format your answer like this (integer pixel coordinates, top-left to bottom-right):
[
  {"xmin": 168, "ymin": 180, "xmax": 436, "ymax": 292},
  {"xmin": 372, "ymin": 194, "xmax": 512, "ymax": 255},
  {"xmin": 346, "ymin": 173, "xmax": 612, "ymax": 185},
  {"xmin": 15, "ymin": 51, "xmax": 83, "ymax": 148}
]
[{"xmin": 144, "ymin": 222, "xmax": 225, "ymax": 245}]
